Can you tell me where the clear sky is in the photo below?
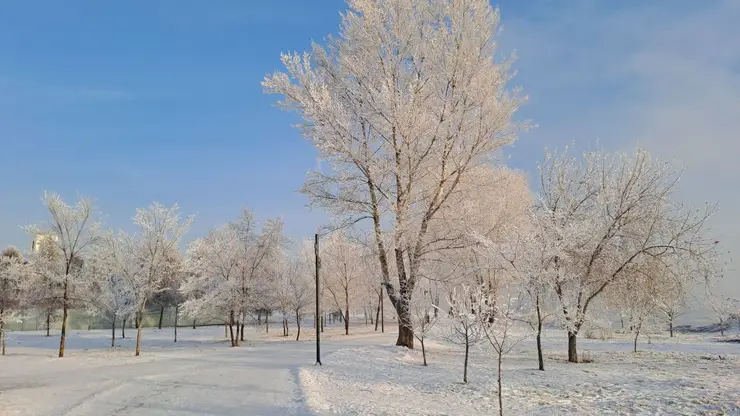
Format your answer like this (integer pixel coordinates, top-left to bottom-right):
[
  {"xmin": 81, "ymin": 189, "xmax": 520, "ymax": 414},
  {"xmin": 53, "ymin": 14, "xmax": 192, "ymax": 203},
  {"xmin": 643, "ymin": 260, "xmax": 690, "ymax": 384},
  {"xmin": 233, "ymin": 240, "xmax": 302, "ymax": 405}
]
[{"xmin": 0, "ymin": 1, "xmax": 738, "ymax": 296}]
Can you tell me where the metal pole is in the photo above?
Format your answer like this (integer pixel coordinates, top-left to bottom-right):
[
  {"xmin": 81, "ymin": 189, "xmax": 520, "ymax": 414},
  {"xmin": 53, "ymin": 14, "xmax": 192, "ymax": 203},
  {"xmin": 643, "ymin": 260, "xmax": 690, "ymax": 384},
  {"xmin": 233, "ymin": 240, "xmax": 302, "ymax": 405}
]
[
  {"xmin": 380, "ymin": 284, "xmax": 385, "ymax": 333},
  {"xmin": 315, "ymin": 233, "xmax": 322, "ymax": 366}
]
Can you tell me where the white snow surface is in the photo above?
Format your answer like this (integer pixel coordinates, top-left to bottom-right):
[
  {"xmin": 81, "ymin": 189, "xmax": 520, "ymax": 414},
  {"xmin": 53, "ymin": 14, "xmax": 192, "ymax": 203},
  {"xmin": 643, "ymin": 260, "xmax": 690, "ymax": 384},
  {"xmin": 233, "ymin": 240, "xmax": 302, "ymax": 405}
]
[
  {"xmin": 0, "ymin": 323, "xmax": 391, "ymax": 415},
  {"xmin": 299, "ymin": 331, "xmax": 740, "ymax": 415},
  {"xmin": 1, "ymin": 324, "xmax": 739, "ymax": 415}
]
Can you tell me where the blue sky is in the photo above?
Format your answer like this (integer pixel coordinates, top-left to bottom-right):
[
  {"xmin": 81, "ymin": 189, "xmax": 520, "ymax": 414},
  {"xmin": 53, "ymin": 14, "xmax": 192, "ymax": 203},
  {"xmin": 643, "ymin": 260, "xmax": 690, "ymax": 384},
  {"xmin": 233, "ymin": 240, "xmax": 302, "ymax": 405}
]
[{"xmin": 1, "ymin": 0, "xmax": 739, "ymax": 298}]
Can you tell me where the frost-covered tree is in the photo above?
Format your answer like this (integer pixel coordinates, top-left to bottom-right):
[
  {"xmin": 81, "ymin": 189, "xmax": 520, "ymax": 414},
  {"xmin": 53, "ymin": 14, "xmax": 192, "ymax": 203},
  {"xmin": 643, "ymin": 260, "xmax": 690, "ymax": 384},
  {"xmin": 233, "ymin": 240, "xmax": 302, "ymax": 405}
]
[
  {"xmin": 473, "ymin": 215, "xmax": 556, "ymax": 371},
  {"xmin": 181, "ymin": 210, "xmax": 284, "ymax": 346},
  {"xmin": 106, "ymin": 203, "xmax": 192, "ymax": 356},
  {"xmin": 706, "ymin": 289, "xmax": 738, "ymax": 337},
  {"xmin": 280, "ymin": 242, "xmax": 314, "ymax": 341},
  {"xmin": 409, "ymin": 283, "xmax": 440, "ymax": 366},
  {"xmin": 444, "ymin": 284, "xmax": 484, "ymax": 382},
  {"xmin": 24, "ymin": 192, "xmax": 102, "ymax": 357},
  {"xmin": 0, "ymin": 246, "xmax": 25, "ymax": 355},
  {"xmin": 322, "ymin": 232, "xmax": 363, "ymax": 335},
  {"xmin": 536, "ymin": 147, "xmax": 719, "ymax": 362},
  {"xmin": 475, "ymin": 282, "xmax": 528, "ymax": 416},
  {"xmin": 264, "ymin": 0, "xmax": 524, "ymax": 348}
]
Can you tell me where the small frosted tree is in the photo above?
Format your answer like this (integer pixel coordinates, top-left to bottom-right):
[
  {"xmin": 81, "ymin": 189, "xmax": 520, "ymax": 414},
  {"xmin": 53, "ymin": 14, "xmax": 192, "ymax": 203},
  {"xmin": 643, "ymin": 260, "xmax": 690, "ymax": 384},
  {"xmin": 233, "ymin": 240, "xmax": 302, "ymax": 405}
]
[
  {"xmin": 24, "ymin": 192, "xmax": 102, "ymax": 358},
  {"xmin": 706, "ymin": 290, "xmax": 738, "ymax": 337},
  {"xmin": 106, "ymin": 203, "xmax": 192, "ymax": 356},
  {"xmin": 444, "ymin": 284, "xmax": 483, "ymax": 382},
  {"xmin": 0, "ymin": 247, "xmax": 25, "ymax": 355},
  {"xmin": 280, "ymin": 242, "xmax": 314, "ymax": 341},
  {"xmin": 409, "ymin": 284, "xmax": 440, "ymax": 366},
  {"xmin": 476, "ymin": 283, "xmax": 529, "ymax": 416}
]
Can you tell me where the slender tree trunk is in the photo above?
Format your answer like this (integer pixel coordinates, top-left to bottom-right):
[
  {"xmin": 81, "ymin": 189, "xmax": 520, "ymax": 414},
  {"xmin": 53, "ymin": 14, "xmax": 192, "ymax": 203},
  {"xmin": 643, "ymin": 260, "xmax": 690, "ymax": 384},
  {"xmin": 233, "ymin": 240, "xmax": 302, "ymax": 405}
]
[
  {"xmin": 229, "ymin": 311, "xmax": 237, "ymax": 347},
  {"xmin": 111, "ymin": 313, "xmax": 116, "ymax": 348},
  {"xmin": 421, "ymin": 337, "xmax": 427, "ymax": 366},
  {"xmin": 1, "ymin": 322, "xmax": 5, "ymax": 356},
  {"xmin": 463, "ymin": 332, "xmax": 469, "ymax": 383},
  {"xmin": 375, "ymin": 301, "xmax": 381, "ymax": 331},
  {"xmin": 265, "ymin": 319, "xmax": 269, "ymax": 334},
  {"xmin": 634, "ymin": 331, "xmax": 639, "ymax": 353},
  {"xmin": 380, "ymin": 287, "xmax": 385, "ymax": 333},
  {"xmin": 192, "ymin": 319, "xmax": 196, "ymax": 330},
  {"xmin": 536, "ymin": 297, "xmax": 544, "ymax": 371},
  {"xmin": 59, "ymin": 279, "xmax": 69, "ymax": 358},
  {"xmin": 224, "ymin": 323, "xmax": 228, "ymax": 338},
  {"xmin": 122, "ymin": 318, "xmax": 126, "ymax": 339},
  {"xmin": 158, "ymin": 306, "xmax": 164, "ymax": 330},
  {"xmin": 295, "ymin": 312, "xmax": 301, "ymax": 341},
  {"xmin": 669, "ymin": 318, "xmax": 674, "ymax": 337},
  {"xmin": 720, "ymin": 320, "xmax": 725, "ymax": 336},
  {"xmin": 320, "ymin": 314, "xmax": 324, "ymax": 332},
  {"xmin": 257, "ymin": 312, "xmax": 261, "ymax": 325},
  {"xmin": 497, "ymin": 351, "xmax": 503, "ymax": 416},
  {"xmin": 135, "ymin": 311, "xmax": 144, "ymax": 357},
  {"xmin": 46, "ymin": 312, "xmax": 51, "ymax": 337},
  {"xmin": 236, "ymin": 321, "xmax": 241, "ymax": 342},
  {"xmin": 567, "ymin": 331, "xmax": 578, "ymax": 363},
  {"xmin": 364, "ymin": 308, "xmax": 368, "ymax": 326},
  {"xmin": 345, "ymin": 290, "xmax": 350, "ymax": 335},
  {"xmin": 174, "ymin": 305, "xmax": 178, "ymax": 343},
  {"xmin": 240, "ymin": 323, "xmax": 245, "ymax": 341}
]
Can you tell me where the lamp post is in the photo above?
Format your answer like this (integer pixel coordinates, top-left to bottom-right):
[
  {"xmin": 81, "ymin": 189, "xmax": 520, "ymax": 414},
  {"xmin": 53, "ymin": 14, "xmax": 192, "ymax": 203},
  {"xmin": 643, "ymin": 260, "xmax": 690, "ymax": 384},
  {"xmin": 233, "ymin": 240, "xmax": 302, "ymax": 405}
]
[{"xmin": 314, "ymin": 233, "xmax": 322, "ymax": 366}]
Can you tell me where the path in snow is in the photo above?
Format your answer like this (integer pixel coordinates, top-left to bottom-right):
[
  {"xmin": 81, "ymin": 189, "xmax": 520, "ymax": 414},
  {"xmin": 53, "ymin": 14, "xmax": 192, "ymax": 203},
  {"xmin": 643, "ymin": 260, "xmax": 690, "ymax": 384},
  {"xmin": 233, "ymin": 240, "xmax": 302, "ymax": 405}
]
[{"xmin": 0, "ymin": 325, "xmax": 396, "ymax": 416}]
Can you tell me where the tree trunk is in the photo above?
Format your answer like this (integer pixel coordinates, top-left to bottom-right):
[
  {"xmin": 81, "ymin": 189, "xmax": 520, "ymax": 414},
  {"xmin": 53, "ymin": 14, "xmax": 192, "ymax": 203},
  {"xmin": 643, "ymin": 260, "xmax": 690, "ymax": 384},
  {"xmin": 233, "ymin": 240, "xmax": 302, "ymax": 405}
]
[
  {"xmin": 720, "ymin": 321, "xmax": 725, "ymax": 336},
  {"xmin": 320, "ymin": 314, "xmax": 324, "ymax": 332},
  {"xmin": 135, "ymin": 311, "xmax": 144, "ymax": 357},
  {"xmin": 158, "ymin": 306, "xmax": 164, "ymax": 330},
  {"xmin": 345, "ymin": 291, "xmax": 350, "ymax": 335},
  {"xmin": 192, "ymin": 319, "xmax": 196, "ymax": 330},
  {"xmin": 536, "ymin": 298, "xmax": 544, "ymax": 371},
  {"xmin": 240, "ymin": 323, "xmax": 245, "ymax": 341},
  {"xmin": 59, "ymin": 280, "xmax": 69, "ymax": 358},
  {"xmin": 396, "ymin": 318, "xmax": 414, "ymax": 349},
  {"xmin": 295, "ymin": 312, "xmax": 301, "ymax": 341},
  {"xmin": 497, "ymin": 351, "xmax": 503, "ymax": 416},
  {"xmin": 257, "ymin": 312, "xmax": 261, "ymax": 325},
  {"xmin": 375, "ymin": 300, "xmax": 381, "ymax": 331},
  {"xmin": 421, "ymin": 337, "xmax": 427, "ymax": 366},
  {"xmin": 463, "ymin": 333, "xmax": 469, "ymax": 383},
  {"xmin": 1, "ymin": 322, "xmax": 5, "ymax": 356},
  {"xmin": 122, "ymin": 318, "xmax": 126, "ymax": 339},
  {"xmin": 229, "ymin": 311, "xmax": 237, "ymax": 347},
  {"xmin": 567, "ymin": 332, "xmax": 578, "ymax": 363},
  {"xmin": 174, "ymin": 305, "xmax": 178, "ymax": 343},
  {"xmin": 111, "ymin": 314, "xmax": 116, "ymax": 348},
  {"xmin": 380, "ymin": 287, "xmax": 385, "ymax": 333},
  {"xmin": 224, "ymin": 323, "xmax": 228, "ymax": 338},
  {"xmin": 46, "ymin": 313, "xmax": 51, "ymax": 337},
  {"xmin": 265, "ymin": 319, "xmax": 269, "ymax": 334},
  {"xmin": 236, "ymin": 321, "xmax": 240, "ymax": 342},
  {"xmin": 669, "ymin": 319, "xmax": 674, "ymax": 337},
  {"xmin": 634, "ymin": 331, "xmax": 639, "ymax": 353}
]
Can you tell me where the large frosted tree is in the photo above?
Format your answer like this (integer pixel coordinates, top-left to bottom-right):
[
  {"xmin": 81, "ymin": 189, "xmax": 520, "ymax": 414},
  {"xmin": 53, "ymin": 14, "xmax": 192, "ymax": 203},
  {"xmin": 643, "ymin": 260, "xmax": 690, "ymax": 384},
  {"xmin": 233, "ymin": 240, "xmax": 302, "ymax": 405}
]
[{"xmin": 264, "ymin": 0, "xmax": 523, "ymax": 347}]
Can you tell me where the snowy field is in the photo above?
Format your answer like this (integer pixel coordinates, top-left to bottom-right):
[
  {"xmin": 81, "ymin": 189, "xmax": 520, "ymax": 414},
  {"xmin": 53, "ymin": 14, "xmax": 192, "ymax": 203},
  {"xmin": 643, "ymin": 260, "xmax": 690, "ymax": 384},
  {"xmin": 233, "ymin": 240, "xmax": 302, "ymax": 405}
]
[{"xmin": 1, "ymin": 324, "xmax": 739, "ymax": 415}]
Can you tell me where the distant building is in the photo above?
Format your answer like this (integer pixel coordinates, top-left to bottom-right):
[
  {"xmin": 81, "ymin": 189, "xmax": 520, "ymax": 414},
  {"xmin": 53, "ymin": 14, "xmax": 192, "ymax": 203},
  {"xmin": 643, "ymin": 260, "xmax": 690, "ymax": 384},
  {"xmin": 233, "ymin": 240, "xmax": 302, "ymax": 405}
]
[{"xmin": 31, "ymin": 233, "xmax": 58, "ymax": 252}]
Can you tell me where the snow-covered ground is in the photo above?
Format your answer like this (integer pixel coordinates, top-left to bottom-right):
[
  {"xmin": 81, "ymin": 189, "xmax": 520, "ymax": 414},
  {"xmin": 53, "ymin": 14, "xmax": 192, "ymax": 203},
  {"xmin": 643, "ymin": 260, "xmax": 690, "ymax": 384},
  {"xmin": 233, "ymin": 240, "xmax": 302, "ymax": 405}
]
[
  {"xmin": 300, "ymin": 330, "xmax": 740, "ymax": 415},
  {"xmin": 0, "ymin": 322, "xmax": 395, "ymax": 415},
  {"xmin": 1, "ymin": 323, "xmax": 738, "ymax": 415}
]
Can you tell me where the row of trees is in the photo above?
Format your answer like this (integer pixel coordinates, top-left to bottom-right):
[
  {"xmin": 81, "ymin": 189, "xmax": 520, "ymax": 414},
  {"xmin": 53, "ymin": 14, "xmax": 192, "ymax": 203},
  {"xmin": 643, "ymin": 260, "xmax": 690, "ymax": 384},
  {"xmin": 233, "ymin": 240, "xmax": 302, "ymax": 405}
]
[{"xmin": 0, "ymin": 194, "xmax": 396, "ymax": 357}]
